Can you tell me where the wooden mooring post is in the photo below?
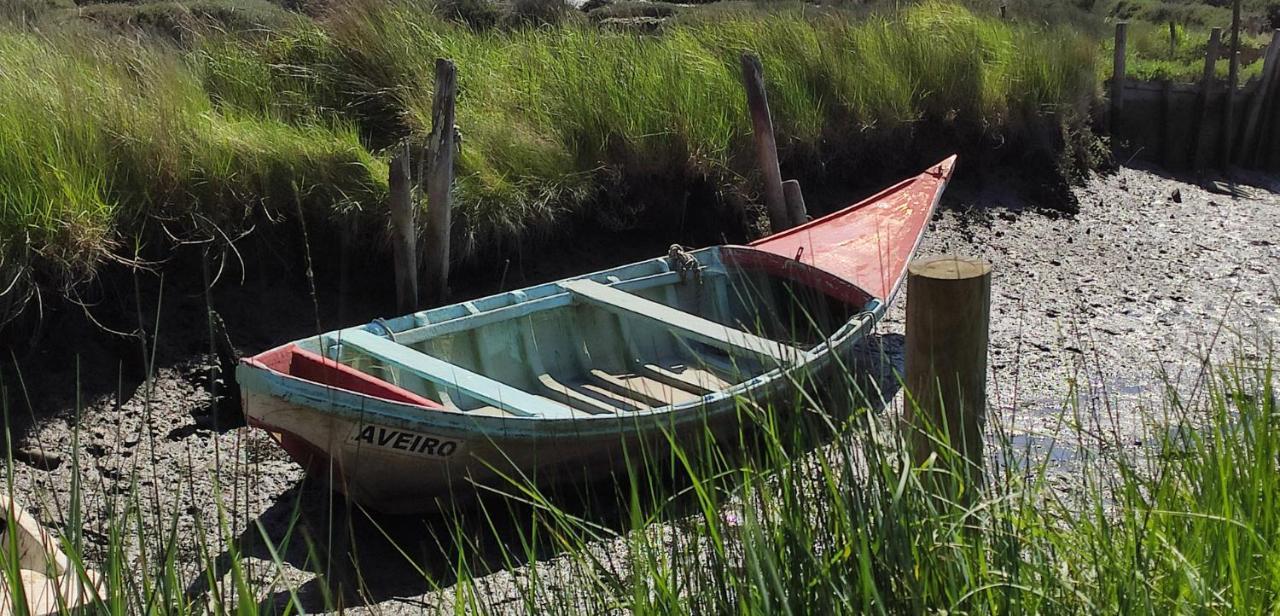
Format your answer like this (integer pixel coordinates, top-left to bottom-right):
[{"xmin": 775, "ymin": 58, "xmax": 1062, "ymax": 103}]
[
  {"xmin": 740, "ymin": 53, "xmax": 791, "ymax": 232},
  {"xmin": 1111, "ymin": 23, "xmax": 1128, "ymax": 142},
  {"xmin": 904, "ymin": 256, "xmax": 992, "ymax": 491},
  {"xmin": 782, "ymin": 179, "xmax": 808, "ymax": 225},
  {"xmin": 389, "ymin": 58, "xmax": 458, "ymax": 311},
  {"xmin": 423, "ymin": 58, "xmax": 458, "ymax": 307},
  {"xmin": 388, "ymin": 141, "xmax": 417, "ymax": 313}
]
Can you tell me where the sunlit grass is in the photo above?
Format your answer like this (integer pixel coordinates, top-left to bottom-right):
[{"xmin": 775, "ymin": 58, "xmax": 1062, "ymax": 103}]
[
  {"xmin": 0, "ymin": 0, "xmax": 1098, "ymax": 320},
  {"xmin": 1101, "ymin": 20, "xmax": 1271, "ymax": 82},
  {"xmin": 0, "ymin": 28, "xmax": 386, "ymax": 324},
  {"xmin": 309, "ymin": 0, "xmax": 1096, "ymax": 251}
]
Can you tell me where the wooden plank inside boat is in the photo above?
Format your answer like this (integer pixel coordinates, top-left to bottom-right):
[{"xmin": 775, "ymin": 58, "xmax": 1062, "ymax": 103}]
[
  {"xmin": 588, "ymin": 369, "xmax": 698, "ymax": 406},
  {"xmin": 537, "ymin": 374, "xmax": 642, "ymax": 414},
  {"xmin": 638, "ymin": 362, "xmax": 733, "ymax": 395},
  {"xmin": 560, "ymin": 279, "xmax": 802, "ymax": 365},
  {"xmin": 338, "ymin": 329, "xmax": 581, "ymax": 419}
]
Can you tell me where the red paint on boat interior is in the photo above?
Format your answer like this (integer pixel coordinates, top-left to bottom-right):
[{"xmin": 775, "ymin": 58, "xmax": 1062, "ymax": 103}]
[
  {"xmin": 720, "ymin": 246, "xmax": 874, "ymax": 309},
  {"xmin": 246, "ymin": 344, "xmax": 443, "ymax": 409},
  {"xmin": 751, "ymin": 156, "xmax": 956, "ymax": 302}
]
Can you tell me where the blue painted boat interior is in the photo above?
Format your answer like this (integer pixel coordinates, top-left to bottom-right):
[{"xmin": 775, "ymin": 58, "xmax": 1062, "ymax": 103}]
[{"xmin": 301, "ymin": 247, "xmax": 869, "ymax": 419}]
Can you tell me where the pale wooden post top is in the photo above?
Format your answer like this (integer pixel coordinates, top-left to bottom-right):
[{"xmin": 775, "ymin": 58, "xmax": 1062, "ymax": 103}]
[{"xmin": 908, "ymin": 256, "xmax": 992, "ymax": 280}]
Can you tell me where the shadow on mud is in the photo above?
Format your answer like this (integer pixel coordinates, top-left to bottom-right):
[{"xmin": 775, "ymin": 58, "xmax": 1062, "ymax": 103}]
[{"xmin": 188, "ymin": 333, "xmax": 904, "ymax": 612}]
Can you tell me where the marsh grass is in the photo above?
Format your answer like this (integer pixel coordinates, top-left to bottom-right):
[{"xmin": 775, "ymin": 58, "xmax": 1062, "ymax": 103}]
[
  {"xmin": 0, "ymin": 1, "xmax": 1099, "ymax": 325},
  {"xmin": 314, "ymin": 0, "xmax": 1096, "ymax": 253},
  {"xmin": 0, "ymin": 27, "xmax": 387, "ymax": 325},
  {"xmin": 1105, "ymin": 20, "xmax": 1272, "ymax": 82}
]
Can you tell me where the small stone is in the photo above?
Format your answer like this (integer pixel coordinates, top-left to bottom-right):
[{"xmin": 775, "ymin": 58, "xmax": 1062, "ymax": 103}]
[
  {"xmin": 1170, "ymin": 188, "xmax": 1182, "ymax": 203},
  {"xmin": 14, "ymin": 447, "xmax": 62, "ymax": 471}
]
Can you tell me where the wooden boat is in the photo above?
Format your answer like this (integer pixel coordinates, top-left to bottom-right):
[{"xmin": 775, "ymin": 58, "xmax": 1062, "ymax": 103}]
[
  {"xmin": 0, "ymin": 496, "xmax": 103, "ymax": 616},
  {"xmin": 238, "ymin": 157, "xmax": 956, "ymax": 513}
]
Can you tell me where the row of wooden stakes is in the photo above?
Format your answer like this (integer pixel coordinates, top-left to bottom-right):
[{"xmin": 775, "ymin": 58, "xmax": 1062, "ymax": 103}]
[
  {"xmin": 1111, "ymin": 21, "xmax": 1280, "ymax": 172},
  {"xmin": 385, "ymin": 53, "xmax": 810, "ymax": 315}
]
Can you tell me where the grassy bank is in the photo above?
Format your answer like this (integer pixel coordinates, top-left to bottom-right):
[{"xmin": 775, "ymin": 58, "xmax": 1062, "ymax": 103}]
[
  {"xmin": 0, "ymin": 0, "xmax": 1098, "ymax": 327},
  {"xmin": 240, "ymin": 0, "xmax": 1099, "ymax": 251},
  {"xmin": 0, "ymin": 27, "xmax": 386, "ymax": 325}
]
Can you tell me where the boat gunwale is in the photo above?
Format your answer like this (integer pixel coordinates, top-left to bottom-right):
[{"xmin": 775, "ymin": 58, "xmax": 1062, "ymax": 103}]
[
  {"xmin": 315, "ymin": 245, "xmax": 878, "ymax": 417},
  {"xmin": 238, "ymin": 308, "xmax": 873, "ymax": 439},
  {"xmin": 360, "ymin": 265, "xmax": 709, "ymax": 347}
]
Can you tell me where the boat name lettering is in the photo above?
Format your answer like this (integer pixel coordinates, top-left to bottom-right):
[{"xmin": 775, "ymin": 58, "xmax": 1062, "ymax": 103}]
[{"xmin": 350, "ymin": 424, "xmax": 460, "ymax": 458}]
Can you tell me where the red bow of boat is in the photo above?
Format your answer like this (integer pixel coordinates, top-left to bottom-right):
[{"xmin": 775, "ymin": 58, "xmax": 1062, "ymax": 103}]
[{"xmin": 750, "ymin": 155, "xmax": 957, "ymax": 304}]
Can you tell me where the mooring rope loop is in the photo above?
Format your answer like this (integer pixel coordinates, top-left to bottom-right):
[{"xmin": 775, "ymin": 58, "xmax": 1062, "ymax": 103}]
[{"xmin": 668, "ymin": 244, "xmax": 701, "ymax": 284}]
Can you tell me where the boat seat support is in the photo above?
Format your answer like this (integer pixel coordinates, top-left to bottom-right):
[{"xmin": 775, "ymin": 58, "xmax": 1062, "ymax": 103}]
[
  {"xmin": 335, "ymin": 329, "xmax": 579, "ymax": 419},
  {"xmin": 559, "ymin": 279, "xmax": 801, "ymax": 365}
]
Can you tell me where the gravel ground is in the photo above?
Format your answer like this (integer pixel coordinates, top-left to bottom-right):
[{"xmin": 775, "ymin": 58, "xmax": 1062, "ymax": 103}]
[{"xmin": 2, "ymin": 164, "xmax": 1277, "ymax": 613}]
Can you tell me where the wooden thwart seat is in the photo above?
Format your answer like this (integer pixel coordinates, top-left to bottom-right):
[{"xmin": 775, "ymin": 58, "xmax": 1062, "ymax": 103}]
[
  {"xmin": 338, "ymin": 329, "xmax": 580, "ymax": 419},
  {"xmin": 639, "ymin": 362, "xmax": 731, "ymax": 396},
  {"xmin": 537, "ymin": 374, "xmax": 643, "ymax": 414},
  {"xmin": 560, "ymin": 279, "xmax": 802, "ymax": 365},
  {"xmin": 588, "ymin": 369, "xmax": 692, "ymax": 406}
]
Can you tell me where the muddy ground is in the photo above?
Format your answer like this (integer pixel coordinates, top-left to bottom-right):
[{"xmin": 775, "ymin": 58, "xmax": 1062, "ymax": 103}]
[{"xmin": 1, "ymin": 163, "xmax": 1277, "ymax": 613}]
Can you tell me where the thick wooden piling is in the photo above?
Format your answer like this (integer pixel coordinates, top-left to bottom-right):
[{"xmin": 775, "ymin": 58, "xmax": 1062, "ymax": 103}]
[
  {"xmin": 1111, "ymin": 23, "xmax": 1128, "ymax": 142},
  {"xmin": 388, "ymin": 141, "xmax": 417, "ymax": 313},
  {"xmin": 740, "ymin": 53, "xmax": 790, "ymax": 233},
  {"xmin": 423, "ymin": 59, "xmax": 458, "ymax": 307},
  {"xmin": 904, "ymin": 256, "xmax": 992, "ymax": 488}
]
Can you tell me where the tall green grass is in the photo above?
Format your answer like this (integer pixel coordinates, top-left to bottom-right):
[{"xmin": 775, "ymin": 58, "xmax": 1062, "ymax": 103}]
[
  {"xmin": 304, "ymin": 0, "xmax": 1096, "ymax": 252},
  {"xmin": 1103, "ymin": 20, "xmax": 1271, "ymax": 82},
  {"xmin": 0, "ymin": 27, "xmax": 386, "ymax": 324},
  {"xmin": 0, "ymin": 1, "xmax": 1097, "ymax": 324}
]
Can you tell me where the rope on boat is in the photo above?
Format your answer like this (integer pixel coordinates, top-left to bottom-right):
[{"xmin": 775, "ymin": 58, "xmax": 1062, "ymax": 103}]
[
  {"xmin": 668, "ymin": 244, "xmax": 701, "ymax": 284},
  {"xmin": 369, "ymin": 318, "xmax": 398, "ymax": 341}
]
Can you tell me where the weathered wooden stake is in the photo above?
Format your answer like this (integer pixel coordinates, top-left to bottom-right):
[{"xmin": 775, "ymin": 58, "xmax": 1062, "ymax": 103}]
[
  {"xmin": 1111, "ymin": 23, "xmax": 1128, "ymax": 143},
  {"xmin": 423, "ymin": 58, "xmax": 458, "ymax": 307},
  {"xmin": 1237, "ymin": 31, "xmax": 1280, "ymax": 164},
  {"xmin": 388, "ymin": 141, "xmax": 417, "ymax": 313},
  {"xmin": 1169, "ymin": 21, "xmax": 1177, "ymax": 59},
  {"xmin": 1191, "ymin": 27, "xmax": 1222, "ymax": 172},
  {"xmin": 904, "ymin": 256, "xmax": 992, "ymax": 489},
  {"xmin": 781, "ymin": 179, "xmax": 808, "ymax": 226},
  {"xmin": 740, "ymin": 53, "xmax": 790, "ymax": 233},
  {"xmin": 1222, "ymin": 0, "xmax": 1242, "ymax": 167}
]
